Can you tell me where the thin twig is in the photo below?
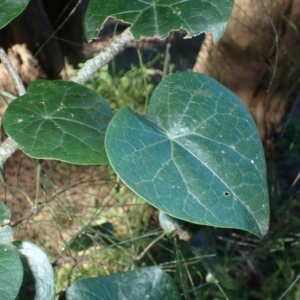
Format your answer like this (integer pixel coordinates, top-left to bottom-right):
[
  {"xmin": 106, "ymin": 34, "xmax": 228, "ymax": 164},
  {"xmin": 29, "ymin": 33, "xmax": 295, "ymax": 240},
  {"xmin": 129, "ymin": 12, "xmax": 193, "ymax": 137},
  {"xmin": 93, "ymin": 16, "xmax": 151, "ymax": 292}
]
[
  {"xmin": 34, "ymin": 161, "xmax": 42, "ymax": 207},
  {"xmin": 0, "ymin": 47, "xmax": 26, "ymax": 96},
  {"xmin": 278, "ymin": 273, "xmax": 300, "ymax": 300},
  {"xmin": 0, "ymin": 47, "xmax": 25, "ymax": 167},
  {"xmin": 257, "ymin": 0, "xmax": 279, "ymax": 93},
  {"xmin": 132, "ymin": 232, "xmax": 166, "ymax": 260},
  {"xmin": 162, "ymin": 39, "xmax": 171, "ymax": 79},
  {"xmin": 34, "ymin": 0, "xmax": 83, "ymax": 58},
  {"xmin": 0, "ymin": 171, "xmax": 34, "ymax": 206},
  {"xmin": 0, "ymin": 137, "xmax": 19, "ymax": 168},
  {"xmin": 70, "ymin": 28, "xmax": 133, "ymax": 85},
  {"xmin": 136, "ymin": 46, "xmax": 150, "ymax": 114}
]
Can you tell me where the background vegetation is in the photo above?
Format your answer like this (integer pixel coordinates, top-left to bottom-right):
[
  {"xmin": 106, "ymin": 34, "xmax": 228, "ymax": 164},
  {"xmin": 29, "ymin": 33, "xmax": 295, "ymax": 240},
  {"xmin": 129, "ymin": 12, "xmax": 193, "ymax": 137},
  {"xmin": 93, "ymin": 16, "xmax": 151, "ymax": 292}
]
[{"xmin": 1, "ymin": 1, "xmax": 300, "ymax": 299}]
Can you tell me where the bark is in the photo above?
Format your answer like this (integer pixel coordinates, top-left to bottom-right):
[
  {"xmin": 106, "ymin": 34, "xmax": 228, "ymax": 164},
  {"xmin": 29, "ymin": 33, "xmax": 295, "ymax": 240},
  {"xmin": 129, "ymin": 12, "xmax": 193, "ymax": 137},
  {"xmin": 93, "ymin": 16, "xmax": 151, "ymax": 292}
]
[
  {"xmin": 0, "ymin": 0, "xmax": 88, "ymax": 93},
  {"xmin": 193, "ymin": 0, "xmax": 300, "ymax": 152}
]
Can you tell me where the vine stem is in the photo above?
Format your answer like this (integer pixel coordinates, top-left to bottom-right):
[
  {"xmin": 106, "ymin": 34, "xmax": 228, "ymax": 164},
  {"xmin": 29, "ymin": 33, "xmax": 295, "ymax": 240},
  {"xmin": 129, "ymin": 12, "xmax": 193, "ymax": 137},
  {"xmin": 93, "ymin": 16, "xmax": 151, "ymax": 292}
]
[{"xmin": 0, "ymin": 28, "xmax": 133, "ymax": 168}]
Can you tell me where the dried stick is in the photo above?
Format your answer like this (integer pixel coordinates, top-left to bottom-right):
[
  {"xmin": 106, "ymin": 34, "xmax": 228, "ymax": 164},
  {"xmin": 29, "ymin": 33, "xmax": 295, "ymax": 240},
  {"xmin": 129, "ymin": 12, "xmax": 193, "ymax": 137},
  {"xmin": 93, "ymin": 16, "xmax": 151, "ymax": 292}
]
[
  {"xmin": 70, "ymin": 28, "xmax": 133, "ymax": 84},
  {"xmin": 0, "ymin": 47, "xmax": 25, "ymax": 168},
  {"xmin": 0, "ymin": 48, "xmax": 26, "ymax": 96},
  {"xmin": 0, "ymin": 137, "xmax": 18, "ymax": 168}
]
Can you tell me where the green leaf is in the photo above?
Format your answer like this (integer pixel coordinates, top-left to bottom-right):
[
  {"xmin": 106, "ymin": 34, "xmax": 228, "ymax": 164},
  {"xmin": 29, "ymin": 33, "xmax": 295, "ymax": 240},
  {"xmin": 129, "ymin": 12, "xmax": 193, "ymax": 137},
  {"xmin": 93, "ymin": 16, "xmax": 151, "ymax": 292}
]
[
  {"xmin": 64, "ymin": 267, "xmax": 180, "ymax": 300},
  {"xmin": 0, "ymin": 201, "xmax": 11, "ymax": 225},
  {"xmin": 15, "ymin": 241, "xmax": 55, "ymax": 300},
  {"xmin": 0, "ymin": 244, "xmax": 23, "ymax": 300},
  {"xmin": 0, "ymin": 202, "xmax": 23, "ymax": 300},
  {"xmin": 105, "ymin": 72, "xmax": 269, "ymax": 237},
  {"xmin": 85, "ymin": 0, "xmax": 234, "ymax": 41},
  {"xmin": 0, "ymin": 0, "xmax": 29, "ymax": 30},
  {"xmin": 4, "ymin": 80, "xmax": 113, "ymax": 165}
]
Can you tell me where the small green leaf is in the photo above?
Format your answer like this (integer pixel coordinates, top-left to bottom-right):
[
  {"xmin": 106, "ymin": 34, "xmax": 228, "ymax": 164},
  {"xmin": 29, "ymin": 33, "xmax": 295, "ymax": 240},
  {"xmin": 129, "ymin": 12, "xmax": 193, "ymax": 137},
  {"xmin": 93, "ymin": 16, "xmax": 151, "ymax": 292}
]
[
  {"xmin": 0, "ymin": 0, "xmax": 29, "ymax": 30},
  {"xmin": 0, "ymin": 244, "xmax": 23, "ymax": 300},
  {"xmin": 85, "ymin": 0, "xmax": 234, "ymax": 41},
  {"xmin": 15, "ymin": 241, "xmax": 55, "ymax": 300},
  {"xmin": 4, "ymin": 80, "xmax": 113, "ymax": 164},
  {"xmin": 105, "ymin": 72, "xmax": 269, "ymax": 237},
  {"xmin": 64, "ymin": 267, "xmax": 180, "ymax": 300},
  {"xmin": 0, "ymin": 201, "xmax": 11, "ymax": 225}
]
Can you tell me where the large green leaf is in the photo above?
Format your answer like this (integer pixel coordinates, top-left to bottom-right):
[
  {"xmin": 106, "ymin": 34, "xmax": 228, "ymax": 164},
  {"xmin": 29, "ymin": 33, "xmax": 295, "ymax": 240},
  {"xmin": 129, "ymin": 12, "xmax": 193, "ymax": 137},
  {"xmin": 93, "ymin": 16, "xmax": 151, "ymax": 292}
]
[
  {"xmin": 0, "ymin": 0, "xmax": 29, "ymax": 30},
  {"xmin": 85, "ymin": 0, "xmax": 234, "ymax": 41},
  {"xmin": 105, "ymin": 72, "xmax": 269, "ymax": 237},
  {"xmin": 64, "ymin": 267, "xmax": 180, "ymax": 300},
  {"xmin": 0, "ymin": 244, "xmax": 23, "ymax": 300},
  {"xmin": 15, "ymin": 241, "xmax": 55, "ymax": 300},
  {"xmin": 4, "ymin": 80, "xmax": 113, "ymax": 164},
  {"xmin": 0, "ymin": 202, "xmax": 23, "ymax": 300}
]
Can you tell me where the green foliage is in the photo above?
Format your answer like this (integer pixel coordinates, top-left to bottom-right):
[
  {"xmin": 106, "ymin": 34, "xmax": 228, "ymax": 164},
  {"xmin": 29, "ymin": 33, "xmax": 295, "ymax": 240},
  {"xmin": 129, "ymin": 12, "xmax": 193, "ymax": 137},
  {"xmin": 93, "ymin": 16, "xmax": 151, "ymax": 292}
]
[
  {"xmin": 85, "ymin": 66, "xmax": 155, "ymax": 113},
  {"xmin": 0, "ymin": 203, "xmax": 23, "ymax": 300},
  {"xmin": 0, "ymin": 202, "xmax": 23, "ymax": 300},
  {"xmin": 4, "ymin": 80, "xmax": 112, "ymax": 164},
  {"xmin": 0, "ymin": 0, "xmax": 277, "ymax": 299},
  {"xmin": 0, "ymin": 244, "xmax": 23, "ymax": 300},
  {"xmin": 85, "ymin": 0, "xmax": 235, "ymax": 41},
  {"xmin": 0, "ymin": 0, "xmax": 29, "ymax": 30},
  {"xmin": 105, "ymin": 72, "xmax": 269, "ymax": 237},
  {"xmin": 0, "ymin": 202, "xmax": 56, "ymax": 300},
  {"xmin": 64, "ymin": 267, "xmax": 181, "ymax": 300}
]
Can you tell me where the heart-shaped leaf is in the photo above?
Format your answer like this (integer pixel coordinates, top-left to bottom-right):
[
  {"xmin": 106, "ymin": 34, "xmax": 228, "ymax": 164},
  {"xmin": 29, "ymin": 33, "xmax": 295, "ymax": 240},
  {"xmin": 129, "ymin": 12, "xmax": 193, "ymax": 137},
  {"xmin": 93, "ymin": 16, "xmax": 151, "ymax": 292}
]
[
  {"xmin": 64, "ymin": 267, "xmax": 180, "ymax": 300},
  {"xmin": 0, "ymin": 0, "xmax": 29, "ymax": 30},
  {"xmin": 4, "ymin": 80, "xmax": 113, "ymax": 165},
  {"xmin": 105, "ymin": 72, "xmax": 269, "ymax": 237},
  {"xmin": 85, "ymin": 0, "xmax": 234, "ymax": 41},
  {"xmin": 0, "ymin": 202, "xmax": 23, "ymax": 300},
  {"xmin": 0, "ymin": 244, "xmax": 23, "ymax": 300}
]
